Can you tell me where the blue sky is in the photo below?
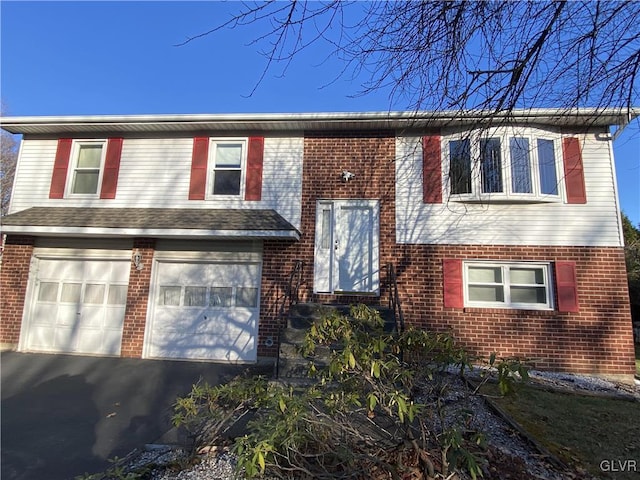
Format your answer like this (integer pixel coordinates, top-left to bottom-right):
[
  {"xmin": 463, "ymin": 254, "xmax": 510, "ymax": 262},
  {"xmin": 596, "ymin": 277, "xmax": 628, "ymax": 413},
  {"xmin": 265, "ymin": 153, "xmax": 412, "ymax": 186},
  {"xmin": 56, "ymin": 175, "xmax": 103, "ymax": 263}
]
[{"xmin": 2, "ymin": 1, "xmax": 639, "ymax": 225}]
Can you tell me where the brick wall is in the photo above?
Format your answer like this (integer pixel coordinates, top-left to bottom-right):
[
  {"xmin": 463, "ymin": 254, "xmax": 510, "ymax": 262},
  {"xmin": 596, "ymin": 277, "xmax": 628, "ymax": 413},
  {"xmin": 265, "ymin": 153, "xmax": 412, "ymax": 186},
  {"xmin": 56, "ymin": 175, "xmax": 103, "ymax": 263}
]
[
  {"xmin": 120, "ymin": 238, "xmax": 155, "ymax": 357},
  {"xmin": 257, "ymin": 131, "xmax": 397, "ymax": 356},
  {"xmin": 0, "ymin": 235, "xmax": 34, "ymax": 347},
  {"xmin": 258, "ymin": 131, "xmax": 635, "ymax": 376},
  {"xmin": 393, "ymin": 244, "xmax": 635, "ymax": 376}
]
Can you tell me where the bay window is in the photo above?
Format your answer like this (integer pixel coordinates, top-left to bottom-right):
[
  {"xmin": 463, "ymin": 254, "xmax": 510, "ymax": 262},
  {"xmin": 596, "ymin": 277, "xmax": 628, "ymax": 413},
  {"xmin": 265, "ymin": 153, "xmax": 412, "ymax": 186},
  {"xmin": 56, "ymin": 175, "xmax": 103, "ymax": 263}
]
[{"xmin": 446, "ymin": 130, "xmax": 561, "ymax": 201}]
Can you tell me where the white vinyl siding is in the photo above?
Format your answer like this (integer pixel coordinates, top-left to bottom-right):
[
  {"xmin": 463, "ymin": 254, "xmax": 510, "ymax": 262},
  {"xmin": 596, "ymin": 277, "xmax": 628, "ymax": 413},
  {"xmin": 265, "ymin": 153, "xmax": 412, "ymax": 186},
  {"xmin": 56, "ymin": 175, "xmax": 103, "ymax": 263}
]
[
  {"xmin": 396, "ymin": 129, "xmax": 624, "ymax": 247},
  {"xmin": 8, "ymin": 136, "xmax": 303, "ymax": 230}
]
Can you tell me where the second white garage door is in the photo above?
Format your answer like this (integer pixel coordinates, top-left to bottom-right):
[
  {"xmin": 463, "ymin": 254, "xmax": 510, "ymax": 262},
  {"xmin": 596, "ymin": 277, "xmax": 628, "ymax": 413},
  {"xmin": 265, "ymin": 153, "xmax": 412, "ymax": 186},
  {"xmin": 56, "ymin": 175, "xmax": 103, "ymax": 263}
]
[{"xmin": 146, "ymin": 260, "xmax": 261, "ymax": 362}]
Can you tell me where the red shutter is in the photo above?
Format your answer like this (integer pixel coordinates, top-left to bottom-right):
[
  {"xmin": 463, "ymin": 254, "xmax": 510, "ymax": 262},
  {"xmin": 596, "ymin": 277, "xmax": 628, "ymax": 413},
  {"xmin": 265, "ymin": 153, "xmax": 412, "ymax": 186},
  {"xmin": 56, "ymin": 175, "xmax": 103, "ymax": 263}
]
[
  {"xmin": 189, "ymin": 137, "xmax": 209, "ymax": 200},
  {"xmin": 49, "ymin": 138, "xmax": 73, "ymax": 198},
  {"xmin": 443, "ymin": 259, "xmax": 464, "ymax": 308},
  {"xmin": 423, "ymin": 135, "xmax": 442, "ymax": 203},
  {"xmin": 245, "ymin": 136, "xmax": 264, "ymax": 201},
  {"xmin": 555, "ymin": 261, "xmax": 579, "ymax": 312},
  {"xmin": 100, "ymin": 138, "xmax": 123, "ymax": 199},
  {"xmin": 562, "ymin": 137, "xmax": 586, "ymax": 204}
]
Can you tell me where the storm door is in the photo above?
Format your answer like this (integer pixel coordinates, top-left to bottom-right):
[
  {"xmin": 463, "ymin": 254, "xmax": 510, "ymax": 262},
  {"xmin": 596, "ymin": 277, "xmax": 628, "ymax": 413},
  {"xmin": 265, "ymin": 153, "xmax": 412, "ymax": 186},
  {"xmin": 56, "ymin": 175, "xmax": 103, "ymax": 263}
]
[{"xmin": 313, "ymin": 200, "xmax": 379, "ymax": 295}]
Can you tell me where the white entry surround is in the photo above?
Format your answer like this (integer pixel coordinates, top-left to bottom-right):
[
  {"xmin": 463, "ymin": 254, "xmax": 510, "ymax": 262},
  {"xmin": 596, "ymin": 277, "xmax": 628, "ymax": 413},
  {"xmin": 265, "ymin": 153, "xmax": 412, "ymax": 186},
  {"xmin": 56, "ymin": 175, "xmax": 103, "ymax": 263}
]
[
  {"xmin": 144, "ymin": 241, "xmax": 262, "ymax": 362},
  {"xmin": 313, "ymin": 199, "xmax": 380, "ymax": 295}
]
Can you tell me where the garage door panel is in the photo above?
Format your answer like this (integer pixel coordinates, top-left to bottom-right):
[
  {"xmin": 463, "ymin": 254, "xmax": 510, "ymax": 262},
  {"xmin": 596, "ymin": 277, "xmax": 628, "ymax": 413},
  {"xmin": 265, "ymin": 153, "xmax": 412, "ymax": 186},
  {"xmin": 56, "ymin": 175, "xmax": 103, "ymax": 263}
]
[
  {"xmin": 24, "ymin": 258, "xmax": 130, "ymax": 356},
  {"xmin": 81, "ymin": 306, "xmax": 105, "ymax": 328},
  {"xmin": 193, "ymin": 310, "xmax": 255, "ymax": 335},
  {"xmin": 148, "ymin": 260, "xmax": 260, "ymax": 362},
  {"xmin": 28, "ymin": 326, "xmax": 57, "ymax": 350},
  {"xmin": 149, "ymin": 333, "xmax": 255, "ymax": 362},
  {"xmin": 56, "ymin": 306, "xmax": 80, "ymax": 327}
]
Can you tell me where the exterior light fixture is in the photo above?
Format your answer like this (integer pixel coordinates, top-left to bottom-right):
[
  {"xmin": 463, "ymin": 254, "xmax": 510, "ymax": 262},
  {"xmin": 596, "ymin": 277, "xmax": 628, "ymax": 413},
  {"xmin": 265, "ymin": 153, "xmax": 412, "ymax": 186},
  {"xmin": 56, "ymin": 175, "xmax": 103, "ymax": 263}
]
[
  {"xmin": 341, "ymin": 170, "xmax": 356, "ymax": 182},
  {"xmin": 132, "ymin": 249, "xmax": 144, "ymax": 271}
]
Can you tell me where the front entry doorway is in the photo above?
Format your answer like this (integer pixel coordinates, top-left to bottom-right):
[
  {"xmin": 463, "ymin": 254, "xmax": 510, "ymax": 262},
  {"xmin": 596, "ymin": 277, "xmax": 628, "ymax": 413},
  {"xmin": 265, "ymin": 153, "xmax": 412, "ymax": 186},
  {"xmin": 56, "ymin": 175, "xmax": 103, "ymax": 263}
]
[{"xmin": 313, "ymin": 199, "xmax": 380, "ymax": 295}]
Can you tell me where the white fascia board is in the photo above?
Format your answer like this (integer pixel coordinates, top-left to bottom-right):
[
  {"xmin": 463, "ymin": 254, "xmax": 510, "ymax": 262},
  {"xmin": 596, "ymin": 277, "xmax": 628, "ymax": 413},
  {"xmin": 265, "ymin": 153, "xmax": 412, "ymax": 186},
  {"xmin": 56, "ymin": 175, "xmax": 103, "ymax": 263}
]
[{"xmin": 1, "ymin": 225, "xmax": 300, "ymax": 240}]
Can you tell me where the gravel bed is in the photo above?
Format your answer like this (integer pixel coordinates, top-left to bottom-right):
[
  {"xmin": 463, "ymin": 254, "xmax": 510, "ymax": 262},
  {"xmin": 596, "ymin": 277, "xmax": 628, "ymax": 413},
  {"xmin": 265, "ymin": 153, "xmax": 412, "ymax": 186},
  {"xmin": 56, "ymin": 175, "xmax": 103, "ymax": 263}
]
[{"xmin": 112, "ymin": 369, "xmax": 639, "ymax": 479}]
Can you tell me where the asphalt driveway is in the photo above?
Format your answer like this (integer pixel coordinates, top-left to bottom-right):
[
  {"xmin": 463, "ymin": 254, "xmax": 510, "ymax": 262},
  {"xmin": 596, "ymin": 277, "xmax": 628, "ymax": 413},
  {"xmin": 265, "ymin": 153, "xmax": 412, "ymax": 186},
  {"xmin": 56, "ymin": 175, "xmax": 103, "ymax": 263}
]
[{"xmin": 1, "ymin": 351, "xmax": 272, "ymax": 480}]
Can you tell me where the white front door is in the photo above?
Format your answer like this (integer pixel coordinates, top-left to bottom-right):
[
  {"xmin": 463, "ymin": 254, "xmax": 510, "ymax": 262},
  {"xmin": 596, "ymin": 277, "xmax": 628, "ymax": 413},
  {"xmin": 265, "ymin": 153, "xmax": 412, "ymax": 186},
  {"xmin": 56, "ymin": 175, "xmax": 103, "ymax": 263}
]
[
  {"xmin": 314, "ymin": 199, "xmax": 380, "ymax": 294},
  {"xmin": 24, "ymin": 258, "xmax": 130, "ymax": 355}
]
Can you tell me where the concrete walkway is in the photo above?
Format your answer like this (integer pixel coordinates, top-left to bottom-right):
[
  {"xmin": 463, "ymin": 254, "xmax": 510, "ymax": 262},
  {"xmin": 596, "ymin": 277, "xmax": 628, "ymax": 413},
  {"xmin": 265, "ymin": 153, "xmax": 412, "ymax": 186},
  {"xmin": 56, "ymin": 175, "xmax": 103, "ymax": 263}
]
[{"xmin": 1, "ymin": 351, "xmax": 272, "ymax": 480}]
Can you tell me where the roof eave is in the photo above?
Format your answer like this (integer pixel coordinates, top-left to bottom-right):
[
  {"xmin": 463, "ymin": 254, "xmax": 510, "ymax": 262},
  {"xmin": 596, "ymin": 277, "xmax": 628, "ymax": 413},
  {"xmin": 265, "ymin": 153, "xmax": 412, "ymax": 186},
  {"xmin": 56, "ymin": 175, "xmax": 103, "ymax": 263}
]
[
  {"xmin": 2, "ymin": 108, "xmax": 638, "ymax": 135},
  {"xmin": 0, "ymin": 225, "xmax": 301, "ymax": 240}
]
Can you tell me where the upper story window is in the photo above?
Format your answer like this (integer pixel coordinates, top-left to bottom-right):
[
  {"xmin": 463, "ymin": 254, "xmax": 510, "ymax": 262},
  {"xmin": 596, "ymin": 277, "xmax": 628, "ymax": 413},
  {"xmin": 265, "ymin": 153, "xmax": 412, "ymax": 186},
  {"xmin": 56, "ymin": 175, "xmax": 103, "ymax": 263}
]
[
  {"xmin": 209, "ymin": 140, "xmax": 246, "ymax": 197},
  {"xmin": 446, "ymin": 130, "xmax": 561, "ymax": 201},
  {"xmin": 69, "ymin": 141, "xmax": 106, "ymax": 195}
]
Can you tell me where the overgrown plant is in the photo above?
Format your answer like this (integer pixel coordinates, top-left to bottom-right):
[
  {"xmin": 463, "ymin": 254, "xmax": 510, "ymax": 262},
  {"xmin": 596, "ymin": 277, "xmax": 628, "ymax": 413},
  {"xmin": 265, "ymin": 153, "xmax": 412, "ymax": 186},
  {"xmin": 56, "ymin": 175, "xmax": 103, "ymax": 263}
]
[{"xmin": 173, "ymin": 304, "xmax": 527, "ymax": 479}]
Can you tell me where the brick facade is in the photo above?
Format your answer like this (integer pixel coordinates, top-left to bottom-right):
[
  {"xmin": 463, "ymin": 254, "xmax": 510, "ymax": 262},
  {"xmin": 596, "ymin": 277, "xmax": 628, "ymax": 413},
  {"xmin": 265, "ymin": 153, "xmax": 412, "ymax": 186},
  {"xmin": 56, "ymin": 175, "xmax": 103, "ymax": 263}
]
[
  {"xmin": 120, "ymin": 238, "xmax": 155, "ymax": 357},
  {"xmin": 256, "ymin": 132, "xmax": 636, "ymax": 376},
  {"xmin": 2, "ymin": 130, "xmax": 635, "ymax": 376},
  {"xmin": 0, "ymin": 235, "xmax": 35, "ymax": 347}
]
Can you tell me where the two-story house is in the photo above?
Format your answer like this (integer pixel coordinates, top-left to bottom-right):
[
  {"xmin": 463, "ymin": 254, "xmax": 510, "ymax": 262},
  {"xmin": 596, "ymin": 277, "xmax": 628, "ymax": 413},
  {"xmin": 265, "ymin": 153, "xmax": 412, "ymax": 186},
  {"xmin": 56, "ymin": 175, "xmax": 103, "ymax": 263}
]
[{"xmin": 1, "ymin": 110, "xmax": 636, "ymax": 379}]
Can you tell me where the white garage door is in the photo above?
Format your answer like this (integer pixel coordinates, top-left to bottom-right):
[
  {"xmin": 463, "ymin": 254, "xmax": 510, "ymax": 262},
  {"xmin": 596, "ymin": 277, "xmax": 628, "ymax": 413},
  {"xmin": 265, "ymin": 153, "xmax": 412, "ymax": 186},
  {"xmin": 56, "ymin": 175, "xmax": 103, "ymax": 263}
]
[
  {"xmin": 146, "ymin": 261, "xmax": 261, "ymax": 362},
  {"xmin": 25, "ymin": 258, "xmax": 130, "ymax": 355}
]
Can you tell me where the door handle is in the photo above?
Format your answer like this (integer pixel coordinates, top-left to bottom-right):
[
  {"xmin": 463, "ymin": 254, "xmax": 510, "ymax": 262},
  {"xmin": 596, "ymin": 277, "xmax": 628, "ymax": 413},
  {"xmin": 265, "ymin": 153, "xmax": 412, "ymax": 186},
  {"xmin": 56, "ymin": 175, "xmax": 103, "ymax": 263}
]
[{"xmin": 334, "ymin": 239, "xmax": 339, "ymax": 251}]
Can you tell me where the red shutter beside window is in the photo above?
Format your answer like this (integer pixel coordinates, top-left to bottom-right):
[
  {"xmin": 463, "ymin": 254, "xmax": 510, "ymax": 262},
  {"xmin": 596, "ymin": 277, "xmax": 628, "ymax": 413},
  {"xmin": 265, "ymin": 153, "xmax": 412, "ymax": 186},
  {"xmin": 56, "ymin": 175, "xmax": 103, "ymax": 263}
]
[
  {"xmin": 562, "ymin": 137, "xmax": 586, "ymax": 204},
  {"xmin": 555, "ymin": 261, "xmax": 579, "ymax": 312},
  {"xmin": 443, "ymin": 258, "xmax": 464, "ymax": 308},
  {"xmin": 49, "ymin": 138, "xmax": 73, "ymax": 199},
  {"xmin": 245, "ymin": 136, "xmax": 264, "ymax": 201},
  {"xmin": 189, "ymin": 137, "xmax": 209, "ymax": 200},
  {"xmin": 423, "ymin": 135, "xmax": 442, "ymax": 203},
  {"xmin": 100, "ymin": 138, "xmax": 123, "ymax": 199}
]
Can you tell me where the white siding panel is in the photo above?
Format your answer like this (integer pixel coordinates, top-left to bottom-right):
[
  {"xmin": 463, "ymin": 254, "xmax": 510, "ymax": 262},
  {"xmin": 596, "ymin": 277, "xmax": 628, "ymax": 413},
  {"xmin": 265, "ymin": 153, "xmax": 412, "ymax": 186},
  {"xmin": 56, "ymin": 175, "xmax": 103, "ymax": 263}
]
[
  {"xmin": 396, "ymin": 133, "xmax": 623, "ymax": 247},
  {"xmin": 8, "ymin": 140, "xmax": 58, "ymax": 214},
  {"xmin": 8, "ymin": 136, "xmax": 304, "ymax": 229}
]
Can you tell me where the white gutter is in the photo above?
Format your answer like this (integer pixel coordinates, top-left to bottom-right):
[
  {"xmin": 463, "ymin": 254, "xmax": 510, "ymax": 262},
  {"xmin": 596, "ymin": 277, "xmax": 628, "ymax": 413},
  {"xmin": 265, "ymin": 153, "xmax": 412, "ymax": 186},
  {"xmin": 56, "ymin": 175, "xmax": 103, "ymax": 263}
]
[{"xmin": 2, "ymin": 108, "xmax": 639, "ymax": 134}]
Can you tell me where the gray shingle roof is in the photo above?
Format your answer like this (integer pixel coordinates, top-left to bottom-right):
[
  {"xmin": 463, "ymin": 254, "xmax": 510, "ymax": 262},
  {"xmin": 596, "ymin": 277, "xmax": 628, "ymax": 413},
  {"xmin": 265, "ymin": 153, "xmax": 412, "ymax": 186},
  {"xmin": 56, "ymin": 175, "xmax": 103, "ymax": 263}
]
[{"xmin": 1, "ymin": 207, "xmax": 299, "ymax": 239}]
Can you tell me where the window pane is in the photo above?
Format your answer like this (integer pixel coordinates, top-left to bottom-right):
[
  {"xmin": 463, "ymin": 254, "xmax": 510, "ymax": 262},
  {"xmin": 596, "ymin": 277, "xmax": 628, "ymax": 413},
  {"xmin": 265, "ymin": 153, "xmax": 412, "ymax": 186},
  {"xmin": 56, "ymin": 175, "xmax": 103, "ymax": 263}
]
[
  {"xmin": 510, "ymin": 137, "xmax": 532, "ymax": 193},
  {"xmin": 468, "ymin": 266, "xmax": 502, "ymax": 283},
  {"xmin": 236, "ymin": 287, "xmax": 259, "ymax": 308},
  {"xmin": 77, "ymin": 145, "xmax": 102, "ymax": 168},
  {"xmin": 159, "ymin": 286, "xmax": 181, "ymax": 306},
  {"xmin": 213, "ymin": 170, "xmax": 241, "ymax": 195},
  {"xmin": 469, "ymin": 285, "xmax": 504, "ymax": 302},
  {"xmin": 210, "ymin": 287, "xmax": 233, "ymax": 307},
  {"xmin": 107, "ymin": 285, "xmax": 128, "ymax": 305},
  {"xmin": 61, "ymin": 283, "xmax": 82, "ymax": 303},
  {"xmin": 215, "ymin": 143, "xmax": 242, "ymax": 167},
  {"xmin": 511, "ymin": 286, "xmax": 547, "ymax": 304},
  {"xmin": 537, "ymin": 139, "xmax": 558, "ymax": 195},
  {"xmin": 72, "ymin": 171, "xmax": 100, "ymax": 194},
  {"xmin": 84, "ymin": 284, "xmax": 105, "ymax": 304},
  {"xmin": 480, "ymin": 138, "xmax": 503, "ymax": 193},
  {"xmin": 449, "ymin": 139, "xmax": 472, "ymax": 194},
  {"xmin": 185, "ymin": 286, "xmax": 207, "ymax": 306},
  {"xmin": 38, "ymin": 282, "xmax": 59, "ymax": 302},
  {"xmin": 510, "ymin": 267, "xmax": 544, "ymax": 285},
  {"xmin": 320, "ymin": 208, "xmax": 331, "ymax": 249}
]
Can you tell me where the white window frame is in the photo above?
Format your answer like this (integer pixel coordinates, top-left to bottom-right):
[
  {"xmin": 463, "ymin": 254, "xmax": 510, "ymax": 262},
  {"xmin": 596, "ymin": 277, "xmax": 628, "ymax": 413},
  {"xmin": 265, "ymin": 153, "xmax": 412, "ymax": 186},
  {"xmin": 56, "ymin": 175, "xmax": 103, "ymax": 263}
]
[
  {"xmin": 206, "ymin": 138, "xmax": 247, "ymax": 198},
  {"xmin": 463, "ymin": 261, "xmax": 554, "ymax": 310},
  {"xmin": 444, "ymin": 128, "xmax": 563, "ymax": 202},
  {"xmin": 67, "ymin": 140, "xmax": 107, "ymax": 197}
]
